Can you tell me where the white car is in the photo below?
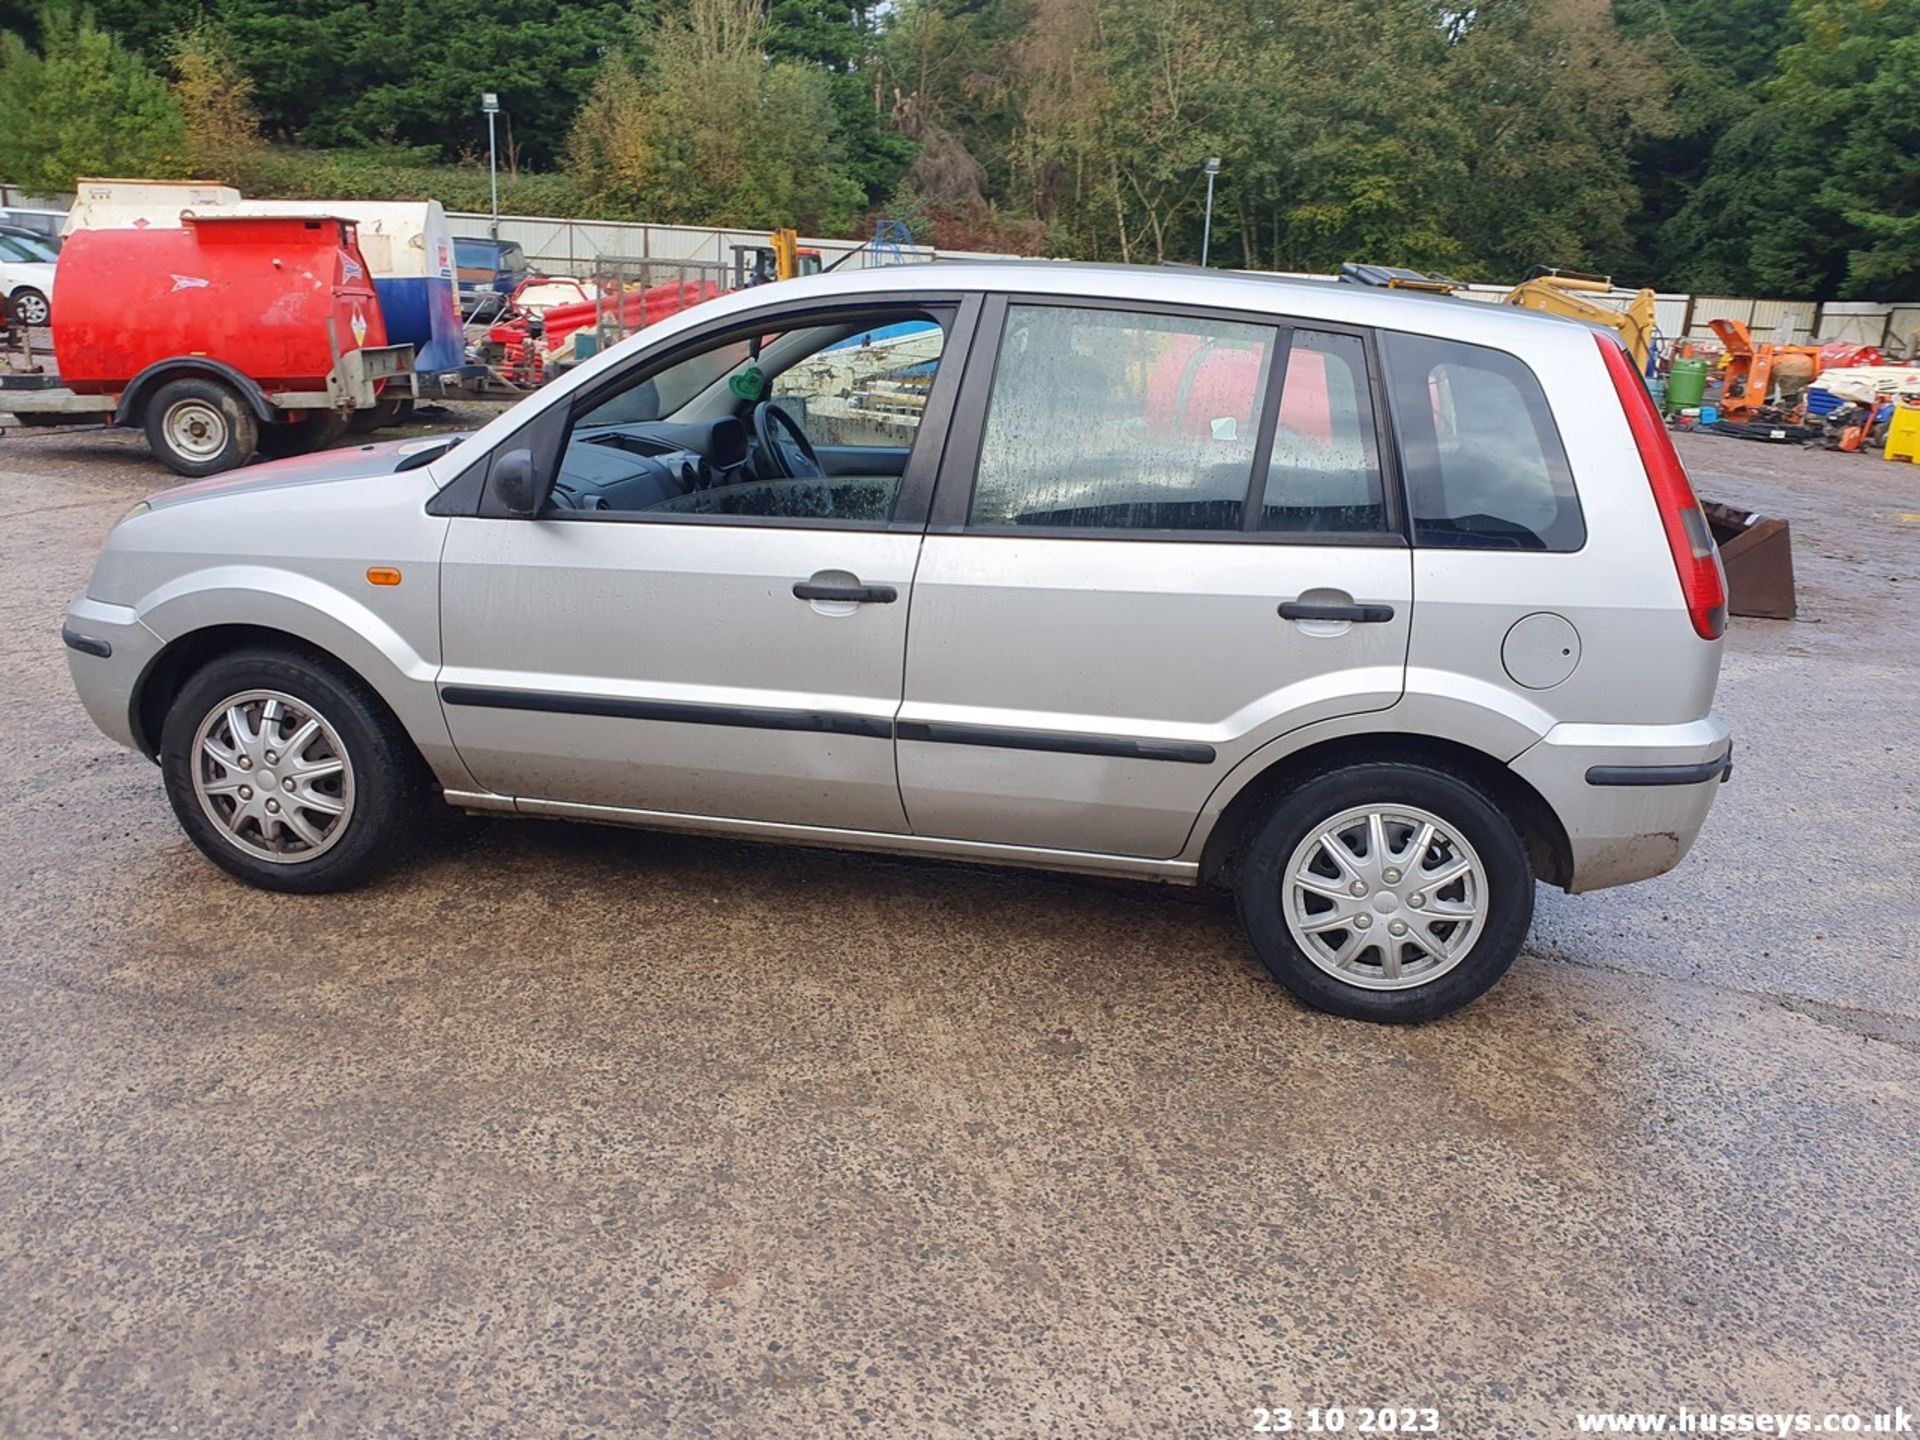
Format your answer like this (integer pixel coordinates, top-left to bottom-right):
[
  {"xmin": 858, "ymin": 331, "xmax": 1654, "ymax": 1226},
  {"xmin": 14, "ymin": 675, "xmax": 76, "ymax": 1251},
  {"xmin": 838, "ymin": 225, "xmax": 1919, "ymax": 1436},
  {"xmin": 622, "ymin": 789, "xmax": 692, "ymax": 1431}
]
[{"xmin": 0, "ymin": 233, "xmax": 55, "ymax": 325}]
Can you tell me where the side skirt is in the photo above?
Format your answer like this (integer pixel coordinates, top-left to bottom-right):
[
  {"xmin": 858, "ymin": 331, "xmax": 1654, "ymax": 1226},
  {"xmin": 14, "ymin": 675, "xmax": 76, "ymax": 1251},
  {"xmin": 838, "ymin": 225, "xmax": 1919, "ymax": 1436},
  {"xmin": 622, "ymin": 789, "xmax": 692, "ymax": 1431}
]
[{"xmin": 439, "ymin": 788, "xmax": 1201, "ymax": 884}]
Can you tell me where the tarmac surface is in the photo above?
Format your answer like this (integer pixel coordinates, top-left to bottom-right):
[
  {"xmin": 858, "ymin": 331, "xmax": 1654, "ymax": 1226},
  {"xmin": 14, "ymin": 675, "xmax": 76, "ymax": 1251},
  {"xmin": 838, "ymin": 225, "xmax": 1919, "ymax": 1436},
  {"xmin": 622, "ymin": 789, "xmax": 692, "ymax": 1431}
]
[{"xmin": 1, "ymin": 415, "xmax": 1915, "ymax": 1437}]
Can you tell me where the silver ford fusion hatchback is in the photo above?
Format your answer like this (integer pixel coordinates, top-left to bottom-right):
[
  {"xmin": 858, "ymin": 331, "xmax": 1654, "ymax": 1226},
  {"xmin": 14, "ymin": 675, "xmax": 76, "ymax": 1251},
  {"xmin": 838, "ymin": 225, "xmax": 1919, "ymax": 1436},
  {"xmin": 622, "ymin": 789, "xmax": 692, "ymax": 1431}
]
[{"xmin": 64, "ymin": 263, "xmax": 1732, "ymax": 1022}]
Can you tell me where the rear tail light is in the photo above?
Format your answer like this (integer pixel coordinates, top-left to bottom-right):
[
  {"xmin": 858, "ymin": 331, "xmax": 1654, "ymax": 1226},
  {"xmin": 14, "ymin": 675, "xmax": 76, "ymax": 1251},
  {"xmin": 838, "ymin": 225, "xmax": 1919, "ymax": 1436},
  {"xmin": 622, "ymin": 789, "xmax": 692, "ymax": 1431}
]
[{"xmin": 1597, "ymin": 335, "xmax": 1727, "ymax": 639}]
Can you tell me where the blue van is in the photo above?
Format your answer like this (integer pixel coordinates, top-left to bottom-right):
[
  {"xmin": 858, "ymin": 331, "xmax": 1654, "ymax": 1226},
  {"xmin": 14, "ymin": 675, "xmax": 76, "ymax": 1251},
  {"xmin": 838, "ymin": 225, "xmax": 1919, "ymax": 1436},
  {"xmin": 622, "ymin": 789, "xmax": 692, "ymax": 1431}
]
[{"xmin": 455, "ymin": 237, "xmax": 530, "ymax": 317}]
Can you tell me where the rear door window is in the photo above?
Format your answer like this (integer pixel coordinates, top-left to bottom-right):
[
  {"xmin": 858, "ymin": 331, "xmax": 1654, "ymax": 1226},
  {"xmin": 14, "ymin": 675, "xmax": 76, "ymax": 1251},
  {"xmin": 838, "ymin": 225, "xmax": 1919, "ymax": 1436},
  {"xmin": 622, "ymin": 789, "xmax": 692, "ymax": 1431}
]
[
  {"xmin": 967, "ymin": 304, "xmax": 1276, "ymax": 533},
  {"xmin": 1380, "ymin": 332, "xmax": 1583, "ymax": 551},
  {"xmin": 1259, "ymin": 329, "xmax": 1388, "ymax": 534}
]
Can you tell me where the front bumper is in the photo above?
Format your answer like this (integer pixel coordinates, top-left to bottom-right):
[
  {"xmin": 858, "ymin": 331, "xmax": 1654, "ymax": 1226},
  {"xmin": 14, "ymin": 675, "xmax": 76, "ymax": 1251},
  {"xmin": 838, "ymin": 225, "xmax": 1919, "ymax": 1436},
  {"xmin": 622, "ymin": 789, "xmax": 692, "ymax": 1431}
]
[
  {"xmin": 1510, "ymin": 715, "xmax": 1732, "ymax": 893},
  {"xmin": 63, "ymin": 595, "xmax": 165, "ymax": 754}
]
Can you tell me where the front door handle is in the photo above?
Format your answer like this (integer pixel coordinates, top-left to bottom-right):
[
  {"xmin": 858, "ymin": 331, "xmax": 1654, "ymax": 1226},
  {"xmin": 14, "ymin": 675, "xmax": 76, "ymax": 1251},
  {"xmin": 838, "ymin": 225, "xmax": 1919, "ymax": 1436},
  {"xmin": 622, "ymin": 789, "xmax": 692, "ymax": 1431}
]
[
  {"xmin": 793, "ymin": 580, "xmax": 898, "ymax": 604},
  {"xmin": 1279, "ymin": 600, "xmax": 1396, "ymax": 624}
]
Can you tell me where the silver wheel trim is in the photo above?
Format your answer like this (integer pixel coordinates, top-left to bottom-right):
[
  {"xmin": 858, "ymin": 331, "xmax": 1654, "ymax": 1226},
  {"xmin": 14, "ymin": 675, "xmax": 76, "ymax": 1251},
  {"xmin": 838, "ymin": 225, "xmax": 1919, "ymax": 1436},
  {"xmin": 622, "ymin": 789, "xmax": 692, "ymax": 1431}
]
[
  {"xmin": 163, "ymin": 398, "xmax": 229, "ymax": 460},
  {"xmin": 1281, "ymin": 802, "xmax": 1489, "ymax": 991},
  {"xmin": 191, "ymin": 689, "xmax": 355, "ymax": 864},
  {"xmin": 13, "ymin": 291, "xmax": 48, "ymax": 324}
]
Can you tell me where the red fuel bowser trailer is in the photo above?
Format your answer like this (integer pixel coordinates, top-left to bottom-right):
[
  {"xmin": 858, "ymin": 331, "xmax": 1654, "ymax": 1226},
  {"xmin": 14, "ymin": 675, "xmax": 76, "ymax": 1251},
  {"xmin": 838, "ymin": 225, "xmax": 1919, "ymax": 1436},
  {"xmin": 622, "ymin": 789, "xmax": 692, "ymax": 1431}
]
[{"xmin": 0, "ymin": 213, "xmax": 414, "ymax": 475}]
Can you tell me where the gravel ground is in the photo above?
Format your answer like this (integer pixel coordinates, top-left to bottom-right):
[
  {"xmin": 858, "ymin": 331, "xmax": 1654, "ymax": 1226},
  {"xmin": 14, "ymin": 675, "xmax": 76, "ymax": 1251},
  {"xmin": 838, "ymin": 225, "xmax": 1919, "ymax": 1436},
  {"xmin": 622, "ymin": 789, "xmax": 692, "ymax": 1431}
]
[{"xmin": 0, "ymin": 418, "xmax": 1915, "ymax": 1438}]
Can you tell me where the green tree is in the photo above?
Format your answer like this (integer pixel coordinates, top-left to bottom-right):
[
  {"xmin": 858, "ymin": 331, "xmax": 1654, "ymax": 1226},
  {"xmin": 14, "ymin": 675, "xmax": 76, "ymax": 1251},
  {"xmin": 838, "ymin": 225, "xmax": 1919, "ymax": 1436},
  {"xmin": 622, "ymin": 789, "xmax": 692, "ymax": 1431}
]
[
  {"xmin": 1776, "ymin": 0, "xmax": 1920, "ymax": 294},
  {"xmin": 1436, "ymin": 0, "xmax": 1671, "ymax": 279},
  {"xmin": 168, "ymin": 21, "xmax": 263, "ymax": 182},
  {"xmin": 1662, "ymin": 0, "xmax": 1919, "ymax": 297},
  {"xmin": 0, "ymin": 2, "xmax": 185, "ymax": 191},
  {"xmin": 766, "ymin": 0, "xmax": 916, "ymax": 207},
  {"xmin": 212, "ymin": 0, "xmax": 627, "ymax": 169},
  {"xmin": 568, "ymin": 0, "xmax": 862, "ymax": 232}
]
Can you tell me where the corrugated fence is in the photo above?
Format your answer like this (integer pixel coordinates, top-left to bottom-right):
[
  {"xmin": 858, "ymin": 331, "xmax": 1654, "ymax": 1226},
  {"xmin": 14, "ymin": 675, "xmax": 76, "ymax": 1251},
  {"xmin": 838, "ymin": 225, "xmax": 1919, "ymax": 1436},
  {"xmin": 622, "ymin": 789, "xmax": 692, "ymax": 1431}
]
[
  {"xmin": 8, "ymin": 187, "xmax": 1916, "ymax": 353},
  {"xmin": 450, "ymin": 211, "xmax": 1920, "ymax": 351},
  {"xmin": 446, "ymin": 212, "xmax": 944, "ymax": 274}
]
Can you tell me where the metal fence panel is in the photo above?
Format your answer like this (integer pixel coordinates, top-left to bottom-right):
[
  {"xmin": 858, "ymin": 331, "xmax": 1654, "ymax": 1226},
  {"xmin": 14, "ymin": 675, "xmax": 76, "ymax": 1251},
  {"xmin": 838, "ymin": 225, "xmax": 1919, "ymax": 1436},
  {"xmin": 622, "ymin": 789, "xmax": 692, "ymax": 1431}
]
[
  {"xmin": 446, "ymin": 213, "xmax": 935, "ymax": 277},
  {"xmin": 1750, "ymin": 298, "xmax": 1819, "ymax": 341},
  {"xmin": 1691, "ymin": 296, "xmax": 1820, "ymax": 342},
  {"xmin": 0, "ymin": 187, "xmax": 72, "ymax": 210},
  {"xmin": 14, "ymin": 187, "xmax": 1920, "ymax": 353}
]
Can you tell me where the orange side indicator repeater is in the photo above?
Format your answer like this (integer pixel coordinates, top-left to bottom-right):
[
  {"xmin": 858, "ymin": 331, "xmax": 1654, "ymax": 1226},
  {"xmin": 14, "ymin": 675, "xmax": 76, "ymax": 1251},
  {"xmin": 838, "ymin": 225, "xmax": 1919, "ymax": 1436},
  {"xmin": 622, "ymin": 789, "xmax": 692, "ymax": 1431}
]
[{"xmin": 366, "ymin": 566, "xmax": 403, "ymax": 587}]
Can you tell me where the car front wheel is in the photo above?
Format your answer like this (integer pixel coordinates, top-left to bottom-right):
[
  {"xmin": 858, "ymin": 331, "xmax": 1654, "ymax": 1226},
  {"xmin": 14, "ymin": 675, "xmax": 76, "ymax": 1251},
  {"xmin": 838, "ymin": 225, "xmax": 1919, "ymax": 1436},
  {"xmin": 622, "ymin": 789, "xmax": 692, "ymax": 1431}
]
[
  {"xmin": 160, "ymin": 649, "xmax": 427, "ymax": 892},
  {"xmin": 1233, "ymin": 763, "xmax": 1533, "ymax": 1023}
]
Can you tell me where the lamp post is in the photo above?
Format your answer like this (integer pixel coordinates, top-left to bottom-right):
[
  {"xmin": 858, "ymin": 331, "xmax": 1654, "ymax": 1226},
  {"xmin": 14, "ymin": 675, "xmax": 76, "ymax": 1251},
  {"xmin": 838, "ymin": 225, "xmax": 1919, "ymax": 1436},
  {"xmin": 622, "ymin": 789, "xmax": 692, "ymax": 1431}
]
[
  {"xmin": 482, "ymin": 92, "xmax": 500, "ymax": 239},
  {"xmin": 1201, "ymin": 157, "xmax": 1222, "ymax": 268}
]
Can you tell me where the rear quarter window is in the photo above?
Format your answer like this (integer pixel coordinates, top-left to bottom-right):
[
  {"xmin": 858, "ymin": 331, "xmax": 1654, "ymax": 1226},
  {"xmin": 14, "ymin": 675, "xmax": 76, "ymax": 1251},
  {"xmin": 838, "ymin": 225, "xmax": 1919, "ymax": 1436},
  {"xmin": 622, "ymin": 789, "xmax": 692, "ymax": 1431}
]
[{"xmin": 1381, "ymin": 331, "xmax": 1584, "ymax": 551}]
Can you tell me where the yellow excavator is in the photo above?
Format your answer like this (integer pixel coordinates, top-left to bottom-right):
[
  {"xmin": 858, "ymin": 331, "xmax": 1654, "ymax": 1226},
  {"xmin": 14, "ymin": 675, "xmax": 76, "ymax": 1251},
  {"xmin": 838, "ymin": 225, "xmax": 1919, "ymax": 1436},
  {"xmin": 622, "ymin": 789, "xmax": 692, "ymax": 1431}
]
[
  {"xmin": 1338, "ymin": 262, "xmax": 1657, "ymax": 373},
  {"xmin": 1338, "ymin": 258, "xmax": 1792, "ymax": 619},
  {"xmin": 1500, "ymin": 267, "xmax": 1658, "ymax": 374}
]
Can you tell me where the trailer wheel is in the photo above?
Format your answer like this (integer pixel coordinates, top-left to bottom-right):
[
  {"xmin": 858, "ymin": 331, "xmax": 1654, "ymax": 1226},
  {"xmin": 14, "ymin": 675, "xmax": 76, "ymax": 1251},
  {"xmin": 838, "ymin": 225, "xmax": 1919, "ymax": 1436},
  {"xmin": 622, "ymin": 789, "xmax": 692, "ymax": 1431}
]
[
  {"xmin": 144, "ymin": 377, "xmax": 259, "ymax": 477},
  {"xmin": 255, "ymin": 413, "xmax": 348, "ymax": 460},
  {"xmin": 346, "ymin": 395, "xmax": 412, "ymax": 435}
]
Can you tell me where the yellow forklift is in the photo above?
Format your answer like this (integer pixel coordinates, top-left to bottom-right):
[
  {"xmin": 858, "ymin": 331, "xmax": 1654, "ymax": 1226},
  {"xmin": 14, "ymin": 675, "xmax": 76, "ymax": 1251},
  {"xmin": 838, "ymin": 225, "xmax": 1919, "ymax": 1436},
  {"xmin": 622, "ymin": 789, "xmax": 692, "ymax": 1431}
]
[{"xmin": 730, "ymin": 228, "xmax": 824, "ymax": 289}]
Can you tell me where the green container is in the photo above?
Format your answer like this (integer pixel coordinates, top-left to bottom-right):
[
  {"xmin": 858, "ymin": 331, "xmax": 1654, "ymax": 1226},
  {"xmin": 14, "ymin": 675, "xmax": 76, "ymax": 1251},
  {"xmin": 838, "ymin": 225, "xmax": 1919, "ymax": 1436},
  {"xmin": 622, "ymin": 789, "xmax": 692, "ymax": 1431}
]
[{"xmin": 1665, "ymin": 358, "xmax": 1709, "ymax": 413}]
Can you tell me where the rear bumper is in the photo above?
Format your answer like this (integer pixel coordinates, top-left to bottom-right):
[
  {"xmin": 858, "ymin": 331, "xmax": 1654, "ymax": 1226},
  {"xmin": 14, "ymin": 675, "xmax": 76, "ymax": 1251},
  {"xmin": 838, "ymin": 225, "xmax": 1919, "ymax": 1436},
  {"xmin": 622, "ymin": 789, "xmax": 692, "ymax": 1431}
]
[
  {"xmin": 63, "ymin": 595, "xmax": 164, "ymax": 754},
  {"xmin": 1510, "ymin": 716, "xmax": 1731, "ymax": 893}
]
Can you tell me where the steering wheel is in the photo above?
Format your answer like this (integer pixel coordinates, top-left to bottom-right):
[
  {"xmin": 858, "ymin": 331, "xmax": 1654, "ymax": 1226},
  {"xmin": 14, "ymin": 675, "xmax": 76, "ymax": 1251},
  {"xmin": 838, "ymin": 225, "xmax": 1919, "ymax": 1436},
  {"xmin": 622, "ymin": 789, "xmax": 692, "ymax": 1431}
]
[{"xmin": 751, "ymin": 400, "xmax": 824, "ymax": 480}]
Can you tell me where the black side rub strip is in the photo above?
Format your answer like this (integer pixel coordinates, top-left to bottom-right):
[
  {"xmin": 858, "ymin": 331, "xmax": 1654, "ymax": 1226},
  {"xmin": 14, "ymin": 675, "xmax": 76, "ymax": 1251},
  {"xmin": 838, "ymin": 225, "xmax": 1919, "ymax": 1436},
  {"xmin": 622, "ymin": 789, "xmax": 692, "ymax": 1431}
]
[
  {"xmin": 1585, "ymin": 750, "xmax": 1733, "ymax": 787},
  {"xmin": 441, "ymin": 686, "xmax": 893, "ymax": 739},
  {"xmin": 61, "ymin": 626, "xmax": 112, "ymax": 659},
  {"xmin": 896, "ymin": 720, "xmax": 1215, "ymax": 765},
  {"xmin": 441, "ymin": 688, "xmax": 1216, "ymax": 763}
]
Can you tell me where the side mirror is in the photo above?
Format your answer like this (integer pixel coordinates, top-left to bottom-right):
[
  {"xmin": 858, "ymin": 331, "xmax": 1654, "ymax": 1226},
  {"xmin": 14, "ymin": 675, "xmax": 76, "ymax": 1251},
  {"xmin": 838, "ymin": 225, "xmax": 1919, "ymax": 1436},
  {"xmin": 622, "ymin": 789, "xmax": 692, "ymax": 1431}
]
[{"xmin": 492, "ymin": 447, "xmax": 541, "ymax": 517}]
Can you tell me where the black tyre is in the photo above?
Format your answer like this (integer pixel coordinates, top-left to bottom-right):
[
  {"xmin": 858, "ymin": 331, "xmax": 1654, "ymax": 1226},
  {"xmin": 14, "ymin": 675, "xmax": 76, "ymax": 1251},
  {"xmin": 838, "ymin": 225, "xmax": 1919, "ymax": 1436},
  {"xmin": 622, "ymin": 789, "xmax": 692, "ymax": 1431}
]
[
  {"xmin": 346, "ymin": 395, "xmax": 412, "ymax": 434},
  {"xmin": 1232, "ymin": 763, "xmax": 1533, "ymax": 1023},
  {"xmin": 254, "ymin": 412, "xmax": 348, "ymax": 460},
  {"xmin": 8, "ymin": 286, "xmax": 49, "ymax": 326},
  {"xmin": 144, "ymin": 377, "xmax": 258, "ymax": 477},
  {"xmin": 159, "ymin": 648, "xmax": 430, "ymax": 893}
]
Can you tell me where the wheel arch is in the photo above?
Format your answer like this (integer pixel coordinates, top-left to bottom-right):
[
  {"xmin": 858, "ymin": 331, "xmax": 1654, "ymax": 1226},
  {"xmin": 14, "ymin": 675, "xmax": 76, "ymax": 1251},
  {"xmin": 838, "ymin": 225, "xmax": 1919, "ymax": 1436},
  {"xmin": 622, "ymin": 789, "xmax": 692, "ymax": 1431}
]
[
  {"xmin": 127, "ymin": 617, "xmax": 471, "ymax": 800},
  {"xmin": 1196, "ymin": 731, "xmax": 1574, "ymax": 892},
  {"xmin": 133, "ymin": 624, "xmax": 383, "ymax": 755},
  {"xmin": 113, "ymin": 358, "xmax": 275, "ymax": 427}
]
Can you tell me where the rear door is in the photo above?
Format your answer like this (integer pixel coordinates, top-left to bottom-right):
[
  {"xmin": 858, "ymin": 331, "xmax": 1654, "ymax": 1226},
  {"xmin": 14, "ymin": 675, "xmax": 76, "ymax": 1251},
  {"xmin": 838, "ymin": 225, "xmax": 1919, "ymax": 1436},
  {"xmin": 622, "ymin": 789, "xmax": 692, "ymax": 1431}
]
[{"xmin": 896, "ymin": 296, "xmax": 1412, "ymax": 859}]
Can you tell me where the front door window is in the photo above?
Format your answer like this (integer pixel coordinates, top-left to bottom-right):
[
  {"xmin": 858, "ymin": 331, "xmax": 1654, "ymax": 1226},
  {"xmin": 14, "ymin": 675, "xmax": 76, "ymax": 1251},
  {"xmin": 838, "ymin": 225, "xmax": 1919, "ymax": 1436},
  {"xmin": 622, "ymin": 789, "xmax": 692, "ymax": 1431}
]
[{"xmin": 547, "ymin": 310, "xmax": 949, "ymax": 526}]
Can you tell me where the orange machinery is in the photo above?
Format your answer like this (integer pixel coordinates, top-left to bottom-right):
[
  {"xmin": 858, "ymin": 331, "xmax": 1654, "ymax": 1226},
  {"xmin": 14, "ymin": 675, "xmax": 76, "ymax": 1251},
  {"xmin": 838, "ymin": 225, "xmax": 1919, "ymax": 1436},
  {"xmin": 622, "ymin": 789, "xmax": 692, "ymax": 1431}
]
[{"xmin": 1708, "ymin": 318, "xmax": 1823, "ymax": 421}]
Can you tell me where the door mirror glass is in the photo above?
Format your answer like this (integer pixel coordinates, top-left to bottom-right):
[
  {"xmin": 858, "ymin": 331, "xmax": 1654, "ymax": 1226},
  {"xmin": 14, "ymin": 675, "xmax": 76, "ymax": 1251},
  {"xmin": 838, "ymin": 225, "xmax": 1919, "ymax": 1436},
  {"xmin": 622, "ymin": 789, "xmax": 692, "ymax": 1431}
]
[{"xmin": 492, "ymin": 447, "xmax": 541, "ymax": 517}]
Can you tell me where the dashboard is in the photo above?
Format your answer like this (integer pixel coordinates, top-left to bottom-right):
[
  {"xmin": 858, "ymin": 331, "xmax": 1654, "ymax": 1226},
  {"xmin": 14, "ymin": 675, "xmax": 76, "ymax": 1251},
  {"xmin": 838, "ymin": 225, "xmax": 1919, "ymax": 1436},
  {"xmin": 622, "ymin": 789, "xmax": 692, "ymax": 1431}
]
[{"xmin": 549, "ymin": 416, "xmax": 752, "ymax": 513}]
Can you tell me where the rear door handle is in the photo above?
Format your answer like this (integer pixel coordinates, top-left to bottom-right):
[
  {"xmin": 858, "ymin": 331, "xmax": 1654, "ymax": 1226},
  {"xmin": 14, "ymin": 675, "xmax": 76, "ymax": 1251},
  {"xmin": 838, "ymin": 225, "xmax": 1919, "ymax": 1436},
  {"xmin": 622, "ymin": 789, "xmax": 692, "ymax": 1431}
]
[
  {"xmin": 793, "ymin": 580, "xmax": 898, "ymax": 604},
  {"xmin": 1279, "ymin": 600, "xmax": 1396, "ymax": 624}
]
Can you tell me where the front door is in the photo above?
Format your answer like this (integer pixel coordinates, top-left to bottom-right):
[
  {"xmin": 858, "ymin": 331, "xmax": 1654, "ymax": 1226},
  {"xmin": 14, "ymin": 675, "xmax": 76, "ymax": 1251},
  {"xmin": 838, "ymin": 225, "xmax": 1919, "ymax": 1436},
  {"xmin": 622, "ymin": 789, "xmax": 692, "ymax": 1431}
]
[
  {"xmin": 898, "ymin": 299, "xmax": 1413, "ymax": 859},
  {"xmin": 437, "ymin": 299, "xmax": 966, "ymax": 833}
]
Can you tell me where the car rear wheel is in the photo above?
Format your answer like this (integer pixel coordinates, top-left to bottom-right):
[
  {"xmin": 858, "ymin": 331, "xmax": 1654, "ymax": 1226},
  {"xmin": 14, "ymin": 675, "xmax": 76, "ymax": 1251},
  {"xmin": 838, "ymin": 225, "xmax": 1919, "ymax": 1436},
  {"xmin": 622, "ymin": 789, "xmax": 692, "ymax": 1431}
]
[
  {"xmin": 144, "ymin": 377, "xmax": 258, "ymax": 477},
  {"xmin": 160, "ymin": 649, "xmax": 428, "ymax": 893},
  {"xmin": 8, "ymin": 287, "xmax": 49, "ymax": 326},
  {"xmin": 1233, "ymin": 764, "xmax": 1533, "ymax": 1023}
]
